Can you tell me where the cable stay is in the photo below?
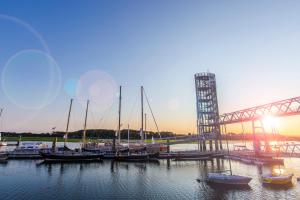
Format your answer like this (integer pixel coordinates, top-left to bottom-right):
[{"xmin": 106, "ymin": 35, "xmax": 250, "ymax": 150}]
[{"xmin": 143, "ymin": 89, "xmax": 161, "ymax": 139}]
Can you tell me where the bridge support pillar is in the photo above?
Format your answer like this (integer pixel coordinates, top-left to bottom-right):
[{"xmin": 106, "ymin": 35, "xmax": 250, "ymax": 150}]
[
  {"xmin": 214, "ymin": 139, "xmax": 219, "ymax": 151},
  {"xmin": 202, "ymin": 140, "xmax": 206, "ymax": 151},
  {"xmin": 252, "ymin": 120, "xmax": 261, "ymax": 156},
  {"xmin": 199, "ymin": 139, "xmax": 203, "ymax": 151},
  {"xmin": 209, "ymin": 140, "xmax": 213, "ymax": 151}
]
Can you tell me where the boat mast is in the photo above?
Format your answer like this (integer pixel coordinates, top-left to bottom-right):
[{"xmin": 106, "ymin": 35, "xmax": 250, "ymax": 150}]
[
  {"xmin": 141, "ymin": 86, "xmax": 144, "ymax": 142},
  {"xmin": 64, "ymin": 98, "xmax": 73, "ymax": 147},
  {"xmin": 0, "ymin": 108, "xmax": 3, "ymax": 141},
  {"xmin": 144, "ymin": 113, "xmax": 147, "ymax": 141},
  {"xmin": 82, "ymin": 100, "xmax": 90, "ymax": 147},
  {"xmin": 224, "ymin": 124, "xmax": 232, "ymax": 175},
  {"xmin": 127, "ymin": 124, "xmax": 130, "ymax": 147},
  {"xmin": 117, "ymin": 86, "xmax": 122, "ymax": 143}
]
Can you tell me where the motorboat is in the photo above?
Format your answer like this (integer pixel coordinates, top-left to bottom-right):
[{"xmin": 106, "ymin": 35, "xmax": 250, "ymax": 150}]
[
  {"xmin": 0, "ymin": 152, "xmax": 8, "ymax": 162},
  {"xmin": 8, "ymin": 142, "xmax": 49, "ymax": 159},
  {"xmin": 262, "ymin": 173, "xmax": 293, "ymax": 185}
]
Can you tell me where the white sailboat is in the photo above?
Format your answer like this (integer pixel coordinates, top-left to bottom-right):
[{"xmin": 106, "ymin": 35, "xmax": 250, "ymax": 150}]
[
  {"xmin": 40, "ymin": 99, "xmax": 103, "ymax": 162},
  {"xmin": 205, "ymin": 125, "xmax": 252, "ymax": 186}
]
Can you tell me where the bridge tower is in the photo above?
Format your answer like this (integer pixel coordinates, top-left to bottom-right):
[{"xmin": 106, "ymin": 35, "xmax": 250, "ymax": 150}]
[{"xmin": 195, "ymin": 72, "xmax": 222, "ymax": 151}]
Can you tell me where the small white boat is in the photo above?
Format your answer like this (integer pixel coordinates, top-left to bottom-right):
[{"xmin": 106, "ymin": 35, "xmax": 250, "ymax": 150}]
[
  {"xmin": 8, "ymin": 142, "xmax": 49, "ymax": 159},
  {"xmin": 0, "ymin": 141, "xmax": 7, "ymax": 146},
  {"xmin": 207, "ymin": 172, "xmax": 252, "ymax": 185},
  {"xmin": 0, "ymin": 133, "xmax": 7, "ymax": 146},
  {"xmin": 0, "ymin": 152, "xmax": 8, "ymax": 162}
]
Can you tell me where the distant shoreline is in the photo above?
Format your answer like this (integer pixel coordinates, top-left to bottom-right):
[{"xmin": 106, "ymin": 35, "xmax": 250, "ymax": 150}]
[
  {"xmin": 3, "ymin": 135, "xmax": 300, "ymax": 143},
  {"xmin": 2, "ymin": 136, "xmax": 172, "ymax": 144}
]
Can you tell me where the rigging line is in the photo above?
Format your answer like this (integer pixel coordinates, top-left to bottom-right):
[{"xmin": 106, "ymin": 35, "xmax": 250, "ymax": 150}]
[
  {"xmin": 143, "ymin": 89, "xmax": 161, "ymax": 139},
  {"xmin": 88, "ymin": 102, "xmax": 103, "ymax": 129},
  {"xmin": 91, "ymin": 100, "xmax": 117, "ymax": 129},
  {"xmin": 89, "ymin": 109, "xmax": 97, "ymax": 130},
  {"xmin": 101, "ymin": 101, "xmax": 117, "ymax": 129},
  {"xmin": 127, "ymin": 93, "xmax": 138, "ymax": 125}
]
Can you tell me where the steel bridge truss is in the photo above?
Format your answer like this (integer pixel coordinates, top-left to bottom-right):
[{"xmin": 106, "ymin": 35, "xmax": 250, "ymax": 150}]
[
  {"xmin": 219, "ymin": 96, "xmax": 300, "ymax": 125},
  {"xmin": 218, "ymin": 96, "xmax": 300, "ymax": 155}
]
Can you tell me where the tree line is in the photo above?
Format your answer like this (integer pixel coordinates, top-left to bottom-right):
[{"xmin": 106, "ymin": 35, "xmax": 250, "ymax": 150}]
[{"xmin": 1, "ymin": 129, "xmax": 179, "ymax": 140}]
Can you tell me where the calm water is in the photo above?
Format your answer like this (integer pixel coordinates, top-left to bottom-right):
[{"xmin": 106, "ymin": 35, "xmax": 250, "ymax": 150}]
[{"xmin": 1, "ymin": 143, "xmax": 300, "ymax": 200}]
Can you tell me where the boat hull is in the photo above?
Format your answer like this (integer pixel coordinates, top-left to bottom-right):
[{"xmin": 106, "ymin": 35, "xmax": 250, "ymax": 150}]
[
  {"xmin": 82, "ymin": 148, "xmax": 116, "ymax": 159},
  {"xmin": 40, "ymin": 151, "xmax": 103, "ymax": 162},
  {"xmin": 115, "ymin": 153, "xmax": 159, "ymax": 163},
  {"xmin": 262, "ymin": 174, "xmax": 293, "ymax": 185},
  {"xmin": 207, "ymin": 173, "xmax": 252, "ymax": 186}
]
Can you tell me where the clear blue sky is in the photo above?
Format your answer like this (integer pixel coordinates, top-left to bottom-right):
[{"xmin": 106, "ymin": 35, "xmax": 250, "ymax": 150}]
[{"xmin": 0, "ymin": 0, "xmax": 300, "ymax": 134}]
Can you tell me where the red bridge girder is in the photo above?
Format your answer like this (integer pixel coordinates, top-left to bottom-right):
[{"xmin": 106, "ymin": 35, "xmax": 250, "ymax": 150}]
[{"xmin": 219, "ymin": 96, "xmax": 300, "ymax": 125}]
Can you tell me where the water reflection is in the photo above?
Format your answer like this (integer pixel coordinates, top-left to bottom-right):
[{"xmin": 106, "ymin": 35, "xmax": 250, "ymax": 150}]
[{"xmin": 1, "ymin": 147, "xmax": 300, "ymax": 199}]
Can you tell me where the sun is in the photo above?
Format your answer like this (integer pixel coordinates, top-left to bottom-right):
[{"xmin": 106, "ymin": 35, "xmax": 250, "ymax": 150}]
[{"xmin": 262, "ymin": 115, "xmax": 279, "ymax": 129}]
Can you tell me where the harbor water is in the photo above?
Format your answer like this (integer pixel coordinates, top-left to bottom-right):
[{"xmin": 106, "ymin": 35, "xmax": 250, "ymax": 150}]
[{"xmin": 1, "ymin": 143, "xmax": 300, "ymax": 200}]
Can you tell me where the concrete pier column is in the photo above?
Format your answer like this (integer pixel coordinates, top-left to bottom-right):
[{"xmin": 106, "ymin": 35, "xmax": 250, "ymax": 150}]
[
  {"xmin": 202, "ymin": 140, "xmax": 206, "ymax": 151},
  {"xmin": 199, "ymin": 139, "xmax": 203, "ymax": 151},
  {"xmin": 219, "ymin": 140, "xmax": 223, "ymax": 150},
  {"xmin": 209, "ymin": 140, "xmax": 213, "ymax": 151},
  {"xmin": 214, "ymin": 139, "xmax": 219, "ymax": 151}
]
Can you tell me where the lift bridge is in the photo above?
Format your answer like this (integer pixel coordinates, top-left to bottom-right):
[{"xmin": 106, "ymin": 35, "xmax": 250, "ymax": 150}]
[
  {"xmin": 158, "ymin": 73, "xmax": 300, "ymax": 156},
  {"xmin": 160, "ymin": 95, "xmax": 300, "ymax": 155},
  {"xmin": 219, "ymin": 96, "xmax": 300, "ymax": 155}
]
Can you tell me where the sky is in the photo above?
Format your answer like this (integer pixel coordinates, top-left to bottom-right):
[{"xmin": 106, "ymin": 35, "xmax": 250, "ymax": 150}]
[{"xmin": 0, "ymin": 0, "xmax": 300, "ymax": 135}]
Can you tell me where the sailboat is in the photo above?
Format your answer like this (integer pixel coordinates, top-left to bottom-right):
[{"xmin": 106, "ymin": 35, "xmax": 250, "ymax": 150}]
[
  {"xmin": 205, "ymin": 125, "xmax": 252, "ymax": 186},
  {"xmin": 40, "ymin": 99, "xmax": 103, "ymax": 162},
  {"xmin": 82, "ymin": 86, "xmax": 125, "ymax": 158},
  {"xmin": 115, "ymin": 86, "xmax": 159, "ymax": 162}
]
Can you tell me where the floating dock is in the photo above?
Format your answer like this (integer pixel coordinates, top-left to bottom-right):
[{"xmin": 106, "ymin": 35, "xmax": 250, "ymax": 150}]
[{"xmin": 227, "ymin": 151, "xmax": 284, "ymax": 165}]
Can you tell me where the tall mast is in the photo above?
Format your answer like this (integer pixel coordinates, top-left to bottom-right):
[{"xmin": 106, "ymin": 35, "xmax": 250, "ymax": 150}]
[
  {"xmin": 141, "ymin": 86, "xmax": 144, "ymax": 142},
  {"xmin": 118, "ymin": 86, "xmax": 122, "ymax": 143},
  {"xmin": 64, "ymin": 98, "xmax": 73, "ymax": 147},
  {"xmin": 224, "ymin": 124, "xmax": 232, "ymax": 175},
  {"xmin": 144, "ymin": 113, "xmax": 147, "ymax": 141},
  {"xmin": 0, "ymin": 108, "xmax": 2, "ymax": 141},
  {"xmin": 82, "ymin": 100, "xmax": 90, "ymax": 146},
  {"xmin": 127, "ymin": 124, "xmax": 130, "ymax": 147}
]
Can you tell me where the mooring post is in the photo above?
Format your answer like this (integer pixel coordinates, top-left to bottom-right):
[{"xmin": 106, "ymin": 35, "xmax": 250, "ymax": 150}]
[{"xmin": 167, "ymin": 139, "xmax": 170, "ymax": 154}]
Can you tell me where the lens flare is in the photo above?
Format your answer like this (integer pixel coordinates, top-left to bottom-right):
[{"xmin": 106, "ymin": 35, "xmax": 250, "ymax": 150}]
[
  {"xmin": 76, "ymin": 70, "xmax": 118, "ymax": 112},
  {"xmin": 1, "ymin": 49, "xmax": 61, "ymax": 110}
]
